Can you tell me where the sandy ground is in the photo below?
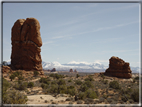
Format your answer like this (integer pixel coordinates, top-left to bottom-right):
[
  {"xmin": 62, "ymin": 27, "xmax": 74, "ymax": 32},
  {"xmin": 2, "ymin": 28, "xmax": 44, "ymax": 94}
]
[{"xmin": 27, "ymin": 94, "xmax": 69, "ymax": 104}]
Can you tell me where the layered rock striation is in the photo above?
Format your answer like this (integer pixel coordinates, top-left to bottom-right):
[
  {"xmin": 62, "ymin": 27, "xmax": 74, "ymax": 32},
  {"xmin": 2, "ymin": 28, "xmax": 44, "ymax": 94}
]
[
  {"xmin": 11, "ymin": 18, "xmax": 42, "ymax": 71},
  {"xmin": 105, "ymin": 56, "xmax": 132, "ymax": 78}
]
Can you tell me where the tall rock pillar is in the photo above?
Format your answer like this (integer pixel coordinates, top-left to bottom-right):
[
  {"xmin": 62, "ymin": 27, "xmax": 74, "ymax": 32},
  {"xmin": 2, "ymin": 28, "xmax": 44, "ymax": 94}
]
[{"xmin": 11, "ymin": 18, "xmax": 42, "ymax": 71}]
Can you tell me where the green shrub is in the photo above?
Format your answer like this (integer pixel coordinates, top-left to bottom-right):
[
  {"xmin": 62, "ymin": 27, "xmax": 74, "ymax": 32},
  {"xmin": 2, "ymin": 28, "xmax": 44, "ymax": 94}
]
[
  {"xmin": 80, "ymin": 84, "xmax": 89, "ymax": 92},
  {"xmin": 10, "ymin": 74, "xmax": 15, "ymax": 81},
  {"xmin": 49, "ymin": 85, "xmax": 58, "ymax": 93},
  {"xmin": 49, "ymin": 73, "xmax": 63, "ymax": 79},
  {"xmin": 13, "ymin": 71, "xmax": 22, "ymax": 77},
  {"xmin": 57, "ymin": 79, "xmax": 66, "ymax": 85},
  {"xmin": 85, "ymin": 89, "xmax": 98, "ymax": 99},
  {"xmin": 58, "ymin": 85, "xmax": 67, "ymax": 94},
  {"xmin": 68, "ymin": 79, "xmax": 72, "ymax": 82},
  {"xmin": 66, "ymin": 88, "xmax": 76, "ymax": 96},
  {"xmin": 28, "ymin": 82, "xmax": 34, "ymax": 88},
  {"xmin": 67, "ymin": 86, "xmax": 75, "ymax": 89},
  {"xmin": 39, "ymin": 77, "xmax": 50, "ymax": 85},
  {"xmin": 51, "ymin": 81, "xmax": 57, "ymax": 85},
  {"xmin": 75, "ymin": 80, "xmax": 82, "ymax": 85},
  {"xmin": 2, "ymin": 89, "xmax": 28, "ymax": 104},
  {"xmin": 85, "ymin": 75, "xmax": 94, "ymax": 81},
  {"xmin": 76, "ymin": 74, "xmax": 80, "ymax": 78},
  {"xmin": 34, "ymin": 71, "xmax": 39, "ymax": 76},
  {"xmin": 41, "ymin": 83, "xmax": 48, "ymax": 89},
  {"xmin": 109, "ymin": 81, "xmax": 120, "ymax": 89},
  {"xmin": 78, "ymin": 92, "xmax": 87, "ymax": 100},
  {"xmin": 131, "ymin": 88, "xmax": 139, "ymax": 102},
  {"xmin": 134, "ymin": 76, "xmax": 139, "ymax": 80},
  {"xmin": 14, "ymin": 82, "xmax": 28, "ymax": 90},
  {"xmin": 83, "ymin": 80, "xmax": 93, "ymax": 88},
  {"xmin": 18, "ymin": 76, "xmax": 24, "ymax": 80},
  {"xmin": 103, "ymin": 80, "xmax": 108, "ymax": 84},
  {"xmin": 3, "ymin": 78, "xmax": 10, "ymax": 99}
]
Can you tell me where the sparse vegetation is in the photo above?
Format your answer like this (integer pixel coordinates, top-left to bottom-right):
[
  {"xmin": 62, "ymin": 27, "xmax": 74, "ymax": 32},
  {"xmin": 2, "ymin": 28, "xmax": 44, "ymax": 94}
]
[
  {"xmin": 109, "ymin": 80, "xmax": 121, "ymax": 89},
  {"xmin": 2, "ymin": 70, "xmax": 139, "ymax": 104},
  {"xmin": 75, "ymin": 80, "xmax": 82, "ymax": 85},
  {"xmin": 28, "ymin": 82, "xmax": 34, "ymax": 88},
  {"xmin": 34, "ymin": 71, "xmax": 39, "ymax": 76}
]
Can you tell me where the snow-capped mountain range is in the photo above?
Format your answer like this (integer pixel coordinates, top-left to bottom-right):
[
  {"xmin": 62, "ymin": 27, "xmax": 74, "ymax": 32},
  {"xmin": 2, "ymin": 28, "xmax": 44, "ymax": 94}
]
[{"xmin": 5, "ymin": 60, "xmax": 140, "ymax": 73}]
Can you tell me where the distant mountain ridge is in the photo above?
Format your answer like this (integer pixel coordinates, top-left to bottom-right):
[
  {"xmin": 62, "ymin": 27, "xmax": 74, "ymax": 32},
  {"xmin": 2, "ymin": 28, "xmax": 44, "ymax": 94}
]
[{"xmin": 5, "ymin": 60, "xmax": 140, "ymax": 73}]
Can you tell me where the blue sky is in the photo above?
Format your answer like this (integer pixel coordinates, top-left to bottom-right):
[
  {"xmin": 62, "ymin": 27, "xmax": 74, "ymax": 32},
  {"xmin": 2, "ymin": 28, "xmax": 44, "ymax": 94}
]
[{"xmin": 2, "ymin": 2, "xmax": 140, "ymax": 67}]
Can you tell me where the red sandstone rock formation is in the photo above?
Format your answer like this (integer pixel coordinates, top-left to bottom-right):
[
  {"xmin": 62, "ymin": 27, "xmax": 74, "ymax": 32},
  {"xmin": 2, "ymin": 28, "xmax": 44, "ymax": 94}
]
[
  {"xmin": 105, "ymin": 56, "xmax": 132, "ymax": 78},
  {"xmin": 11, "ymin": 18, "xmax": 42, "ymax": 71},
  {"xmin": 51, "ymin": 68, "xmax": 56, "ymax": 72},
  {"xmin": 74, "ymin": 69, "xmax": 78, "ymax": 73},
  {"xmin": 69, "ymin": 69, "xmax": 73, "ymax": 73}
]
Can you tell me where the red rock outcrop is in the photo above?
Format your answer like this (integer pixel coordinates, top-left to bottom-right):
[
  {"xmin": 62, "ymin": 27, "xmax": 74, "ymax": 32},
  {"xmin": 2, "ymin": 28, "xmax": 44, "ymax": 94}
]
[
  {"xmin": 105, "ymin": 56, "xmax": 132, "ymax": 78},
  {"xmin": 2, "ymin": 66, "xmax": 12, "ymax": 73},
  {"xmin": 69, "ymin": 69, "xmax": 73, "ymax": 73},
  {"xmin": 11, "ymin": 18, "xmax": 42, "ymax": 71}
]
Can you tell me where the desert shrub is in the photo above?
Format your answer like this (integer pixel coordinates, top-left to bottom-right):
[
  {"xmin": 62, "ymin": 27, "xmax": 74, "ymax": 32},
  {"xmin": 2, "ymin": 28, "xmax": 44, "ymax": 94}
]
[
  {"xmin": 13, "ymin": 71, "xmax": 22, "ymax": 77},
  {"xmin": 103, "ymin": 80, "xmax": 108, "ymax": 84},
  {"xmin": 76, "ymin": 74, "xmax": 80, "ymax": 78},
  {"xmin": 3, "ymin": 89, "xmax": 28, "ymax": 104},
  {"xmin": 134, "ymin": 76, "xmax": 139, "ymax": 80},
  {"xmin": 66, "ymin": 88, "xmax": 76, "ymax": 96},
  {"xmin": 78, "ymin": 92, "xmax": 87, "ymax": 100},
  {"xmin": 46, "ymin": 77, "xmax": 51, "ymax": 81},
  {"xmin": 14, "ymin": 82, "xmax": 28, "ymax": 90},
  {"xmin": 51, "ymin": 81, "xmax": 57, "ymax": 85},
  {"xmin": 83, "ymin": 80, "xmax": 93, "ymax": 88},
  {"xmin": 49, "ymin": 85, "xmax": 58, "ymax": 93},
  {"xmin": 18, "ymin": 75, "xmax": 24, "ymax": 80},
  {"xmin": 131, "ymin": 88, "xmax": 139, "ymax": 102},
  {"xmin": 57, "ymin": 79, "xmax": 66, "ymax": 85},
  {"xmin": 122, "ymin": 88, "xmax": 132, "ymax": 94},
  {"xmin": 39, "ymin": 77, "xmax": 50, "ymax": 85},
  {"xmin": 68, "ymin": 79, "xmax": 72, "ymax": 82},
  {"xmin": 27, "ymin": 82, "xmax": 34, "ymax": 88},
  {"xmin": 75, "ymin": 80, "xmax": 82, "ymax": 85},
  {"xmin": 34, "ymin": 71, "xmax": 39, "ymax": 76},
  {"xmin": 80, "ymin": 84, "xmax": 89, "ymax": 92},
  {"xmin": 67, "ymin": 86, "xmax": 75, "ymax": 89},
  {"xmin": 85, "ymin": 75, "xmax": 94, "ymax": 81},
  {"xmin": 41, "ymin": 83, "xmax": 48, "ymax": 89},
  {"xmin": 10, "ymin": 74, "xmax": 15, "ymax": 81},
  {"xmin": 58, "ymin": 85, "xmax": 67, "ymax": 94},
  {"xmin": 121, "ymin": 95, "xmax": 128, "ymax": 102},
  {"xmin": 49, "ymin": 73, "xmax": 63, "ymax": 79},
  {"xmin": 100, "ymin": 73, "xmax": 105, "ymax": 80},
  {"xmin": 109, "ymin": 81, "xmax": 121, "ymax": 89},
  {"xmin": 85, "ymin": 89, "xmax": 97, "ymax": 99},
  {"xmin": 3, "ymin": 78, "xmax": 10, "ymax": 98}
]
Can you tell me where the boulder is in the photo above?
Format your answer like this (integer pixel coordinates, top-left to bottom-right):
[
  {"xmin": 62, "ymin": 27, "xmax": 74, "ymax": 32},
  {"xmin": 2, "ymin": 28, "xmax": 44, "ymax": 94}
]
[
  {"xmin": 105, "ymin": 56, "xmax": 132, "ymax": 78},
  {"xmin": 11, "ymin": 18, "xmax": 42, "ymax": 71}
]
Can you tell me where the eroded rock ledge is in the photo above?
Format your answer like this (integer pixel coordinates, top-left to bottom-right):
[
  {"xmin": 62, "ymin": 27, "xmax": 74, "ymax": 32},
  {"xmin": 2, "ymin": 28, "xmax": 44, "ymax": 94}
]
[{"xmin": 11, "ymin": 18, "xmax": 42, "ymax": 71}]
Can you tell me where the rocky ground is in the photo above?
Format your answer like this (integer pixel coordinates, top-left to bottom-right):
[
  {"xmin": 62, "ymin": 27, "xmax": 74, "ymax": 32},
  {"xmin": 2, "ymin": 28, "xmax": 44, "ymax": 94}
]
[{"xmin": 2, "ymin": 67, "xmax": 141, "ymax": 105}]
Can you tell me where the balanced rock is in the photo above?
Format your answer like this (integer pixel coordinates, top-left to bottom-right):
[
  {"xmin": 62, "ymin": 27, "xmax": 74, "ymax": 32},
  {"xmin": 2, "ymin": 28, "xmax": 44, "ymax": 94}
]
[
  {"xmin": 104, "ymin": 56, "xmax": 132, "ymax": 78},
  {"xmin": 11, "ymin": 18, "xmax": 42, "ymax": 71}
]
